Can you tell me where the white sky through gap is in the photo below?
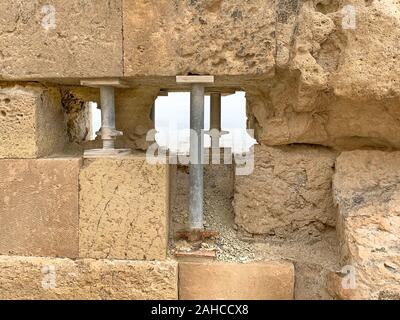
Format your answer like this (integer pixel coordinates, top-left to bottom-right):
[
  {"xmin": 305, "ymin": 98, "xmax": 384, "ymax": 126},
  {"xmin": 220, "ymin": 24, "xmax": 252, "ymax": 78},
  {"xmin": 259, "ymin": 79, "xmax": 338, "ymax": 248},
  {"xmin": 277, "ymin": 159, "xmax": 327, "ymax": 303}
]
[{"xmin": 155, "ymin": 91, "xmax": 256, "ymax": 153}]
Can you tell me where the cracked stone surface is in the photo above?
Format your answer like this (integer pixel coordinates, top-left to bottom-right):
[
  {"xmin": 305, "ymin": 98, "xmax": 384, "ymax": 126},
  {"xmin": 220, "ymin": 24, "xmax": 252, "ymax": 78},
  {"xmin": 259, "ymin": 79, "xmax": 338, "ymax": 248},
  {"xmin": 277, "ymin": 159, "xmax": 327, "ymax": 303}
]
[
  {"xmin": 332, "ymin": 150, "xmax": 400, "ymax": 299},
  {"xmin": 234, "ymin": 145, "xmax": 337, "ymax": 236},
  {"xmin": 79, "ymin": 154, "xmax": 169, "ymax": 260},
  {"xmin": 0, "ymin": 255, "xmax": 178, "ymax": 300}
]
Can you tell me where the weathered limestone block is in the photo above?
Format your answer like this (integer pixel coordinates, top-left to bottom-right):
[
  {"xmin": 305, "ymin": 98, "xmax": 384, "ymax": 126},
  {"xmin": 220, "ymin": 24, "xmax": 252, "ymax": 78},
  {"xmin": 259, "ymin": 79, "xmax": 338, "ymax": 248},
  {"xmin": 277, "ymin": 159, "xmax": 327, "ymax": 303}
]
[
  {"xmin": 0, "ymin": 255, "xmax": 178, "ymax": 300},
  {"xmin": 234, "ymin": 145, "xmax": 337, "ymax": 236},
  {"xmin": 79, "ymin": 154, "xmax": 169, "ymax": 260},
  {"xmin": 246, "ymin": 1, "xmax": 400, "ymax": 150},
  {"xmin": 0, "ymin": 85, "xmax": 66, "ymax": 158},
  {"xmin": 0, "ymin": 158, "xmax": 80, "ymax": 258},
  {"xmin": 333, "ymin": 151, "xmax": 400, "ymax": 299},
  {"xmin": 123, "ymin": 0, "xmax": 276, "ymax": 76},
  {"xmin": 179, "ymin": 261, "xmax": 294, "ymax": 300},
  {"xmin": 330, "ymin": 0, "xmax": 400, "ymax": 100},
  {"xmin": 248, "ymin": 86, "xmax": 400, "ymax": 149},
  {"xmin": 0, "ymin": 0, "xmax": 122, "ymax": 79}
]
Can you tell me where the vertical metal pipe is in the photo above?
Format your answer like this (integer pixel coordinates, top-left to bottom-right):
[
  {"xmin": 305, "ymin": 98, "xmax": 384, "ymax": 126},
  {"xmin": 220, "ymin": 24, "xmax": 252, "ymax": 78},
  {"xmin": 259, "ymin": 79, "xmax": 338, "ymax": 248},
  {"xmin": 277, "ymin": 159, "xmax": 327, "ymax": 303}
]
[
  {"xmin": 210, "ymin": 93, "xmax": 221, "ymax": 131},
  {"xmin": 100, "ymin": 86, "xmax": 115, "ymax": 150},
  {"xmin": 210, "ymin": 93, "xmax": 222, "ymax": 149},
  {"xmin": 189, "ymin": 84, "xmax": 205, "ymax": 230}
]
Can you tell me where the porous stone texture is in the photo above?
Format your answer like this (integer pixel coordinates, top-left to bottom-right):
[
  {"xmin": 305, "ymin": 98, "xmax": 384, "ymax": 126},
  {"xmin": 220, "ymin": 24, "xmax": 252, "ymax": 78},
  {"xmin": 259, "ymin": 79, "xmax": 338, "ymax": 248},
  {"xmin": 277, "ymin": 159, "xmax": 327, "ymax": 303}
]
[
  {"xmin": 0, "ymin": 158, "xmax": 80, "ymax": 258},
  {"xmin": 246, "ymin": 0, "xmax": 400, "ymax": 150},
  {"xmin": 0, "ymin": 0, "xmax": 122, "ymax": 79},
  {"xmin": 333, "ymin": 151, "xmax": 400, "ymax": 299},
  {"xmin": 0, "ymin": 85, "xmax": 66, "ymax": 158},
  {"xmin": 1, "ymin": 0, "xmax": 400, "ymax": 154},
  {"xmin": 123, "ymin": 0, "xmax": 276, "ymax": 76},
  {"xmin": 234, "ymin": 145, "xmax": 337, "ymax": 236},
  {"xmin": 114, "ymin": 87, "xmax": 158, "ymax": 151},
  {"xmin": 79, "ymin": 154, "xmax": 169, "ymax": 260},
  {"xmin": 179, "ymin": 261, "xmax": 294, "ymax": 300},
  {"xmin": 0, "ymin": 255, "xmax": 178, "ymax": 300}
]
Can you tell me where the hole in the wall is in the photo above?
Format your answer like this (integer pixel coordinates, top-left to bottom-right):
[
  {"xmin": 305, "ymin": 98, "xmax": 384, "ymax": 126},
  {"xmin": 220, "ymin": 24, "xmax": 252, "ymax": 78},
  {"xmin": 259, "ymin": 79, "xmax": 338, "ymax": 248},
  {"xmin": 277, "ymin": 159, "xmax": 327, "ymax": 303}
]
[
  {"xmin": 154, "ymin": 91, "xmax": 256, "ymax": 154},
  {"xmin": 4, "ymin": 98, "xmax": 10, "ymax": 104},
  {"xmin": 89, "ymin": 102, "xmax": 101, "ymax": 141},
  {"xmin": 0, "ymin": 110, "xmax": 6, "ymax": 117},
  {"xmin": 61, "ymin": 92, "xmax": 99, "ymax": 143}
]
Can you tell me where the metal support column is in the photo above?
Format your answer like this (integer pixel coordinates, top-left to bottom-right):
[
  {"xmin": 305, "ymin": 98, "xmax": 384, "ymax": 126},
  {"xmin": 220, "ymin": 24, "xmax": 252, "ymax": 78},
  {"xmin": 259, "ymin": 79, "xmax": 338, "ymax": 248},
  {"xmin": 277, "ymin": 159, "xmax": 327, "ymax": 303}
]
[
  {"xmin": 81, "ymin": 79, "xmax": 131, "ymax": 158},
  {"xmin": 189, "ymin": 84, "xmax": 205, "ymax": 230},
  {"xmin": 210, "ymin": 92, "xmax": 222, "ymax": 149},
  {"xmin": 175, "ymin": 76, "xmax": 216, "ymax": 240},
  {"xmin": 100, "ymin": 86, "xmax": 118, "ymax": 149}
]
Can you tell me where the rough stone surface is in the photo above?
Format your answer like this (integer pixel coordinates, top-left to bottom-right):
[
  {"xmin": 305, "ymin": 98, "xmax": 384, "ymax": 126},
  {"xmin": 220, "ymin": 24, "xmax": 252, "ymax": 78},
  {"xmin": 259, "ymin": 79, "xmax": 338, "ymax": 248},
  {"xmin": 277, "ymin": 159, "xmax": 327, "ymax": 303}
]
[
  {"xmin": 1, "ymin": 1, "xmax": 399, "ymax": 152},
  {"xmin": 79, "ymin": 154, "xmax": 169, "ymax": 260},
  {"xmin": 0, "ymin": 158, "xmax": 80, "ymax": 258},
  {"xmin": 294, "ymin": 261, "xmax": 334, "ymax": 300},
  {"xmin": 0, "ymin": 255, "xmax": 178, "ymax": 300},
  {"xmin": 234, "ymin": 145, "xmax": 337, "ymax": 236},
  {"xmin": 123, "ymin": 0, "xmax": 276, "ymax": 76},
  {"xmin": 333, "ymin": 150, "xmax": 400, "ymax": 299},
  {"xmin": 245, "ymin": 0, "xmax": 400, "ymax": 150},
  {"xmin": 0, "ymin": 85, "xmax": 66, "ymax": 158},
  {"xmin": 0, "ymin": 0, "xmax": 122, "ymax": 79},
  {"xmin": 179, "ymin": 261, "xmax": 294, "ymax": 300},
  {"xmin": 61, "ymin": 89, "xmax": 92, "ymax": 144},
  {"xmin": 114, "ymin": 87, "xmax": 158, "ymax": 151}
]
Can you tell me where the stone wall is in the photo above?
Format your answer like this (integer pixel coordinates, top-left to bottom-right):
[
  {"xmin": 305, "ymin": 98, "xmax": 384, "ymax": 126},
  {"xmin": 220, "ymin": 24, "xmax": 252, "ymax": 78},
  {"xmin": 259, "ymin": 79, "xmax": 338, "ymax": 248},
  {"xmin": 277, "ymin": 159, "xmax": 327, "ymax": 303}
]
[
  {"xmin": 234, "ymin": 145, "xmax": 337, "ymax": 237},
  {"xmin": 79, "ymin": 155, "xmax": 170, "ymax": 260},
  {"xmin": 0, "ymin": 256, "xmax": 177, "ymax": 300},
  {"xmin": 0, "ymin": 85, "xmax": 175, "ymax": 298},
  {"xmin": 332, "ymin": 151, "xmax": 400, "ymax": 299},
  {"xmin": 0, "ymin": 85, "xmax": 66, "ymax": 158},
  {"xmin": 0, "ymin": 0, "xmax": 400, "ymax": 300},
  {"xmin": 2, "ymin": 1, "xmax": 400, "ymax": 151},
  {"xmin": 0, "ymin": 0, "xmax": 123, "ymax": 79}
]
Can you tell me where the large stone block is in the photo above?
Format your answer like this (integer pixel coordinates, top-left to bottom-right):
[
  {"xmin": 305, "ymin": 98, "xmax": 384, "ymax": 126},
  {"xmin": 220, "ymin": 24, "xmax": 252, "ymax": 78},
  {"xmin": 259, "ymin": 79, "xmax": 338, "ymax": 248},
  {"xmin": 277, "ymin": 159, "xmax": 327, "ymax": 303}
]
[
  {"xmin": 331, "ymin": 1, "xmax": 400, "ymax": 100},
  {"xmin": 0, "ymin": 158, "xmax": 80, "ymax": 258},
  {"xmin": 247, "ymin": 87, "xmax": 400, "ymax": 150},
  {"xmin": 333, "ymin": 151, "xmax": 400, "ymax": 299},
  {"xmin": 79, "ymin": 154, "xmax": 170, "ymax": 260},
  {"xmin": 179, "ymin": 261, "xmax": 294, "ymax": 300},
  {"xmin": 234, "ymin": 145, "xmax": 337, "ymax": 236},
  {"xmin": 0, "ymin": 0, "xmax": 122, "ymax": 79},
  {"xmin": 0, "ymin": 85, "xmax": 66, "ymax": 158},
  {"xmin": 244, "ymin": 1, "xmax": 400, "ymax": 151},
  {"xmin": 0, "ymin": 255, "xmax": 178, "ymax": 300},
  {"xmin": 123, "ymin": 0, "xmax": 276, "ymax": 76}
]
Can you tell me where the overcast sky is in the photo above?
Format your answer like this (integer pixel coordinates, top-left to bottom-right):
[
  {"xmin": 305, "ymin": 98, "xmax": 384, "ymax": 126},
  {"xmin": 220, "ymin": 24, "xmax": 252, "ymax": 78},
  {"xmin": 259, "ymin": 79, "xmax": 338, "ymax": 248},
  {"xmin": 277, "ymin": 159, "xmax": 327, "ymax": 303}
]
[{"xmin": 155, "ymin": 92, "xmax": 256, "ymax": 153}]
